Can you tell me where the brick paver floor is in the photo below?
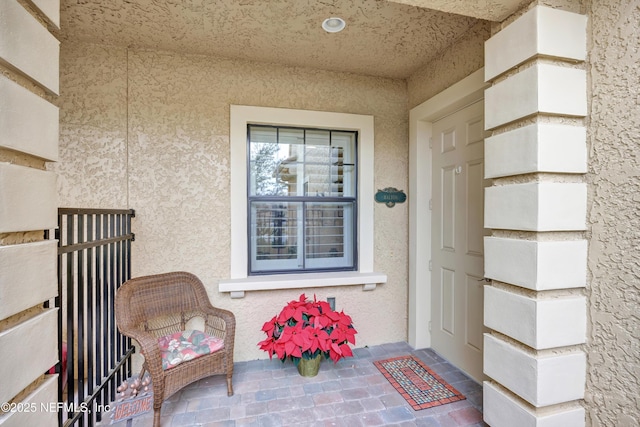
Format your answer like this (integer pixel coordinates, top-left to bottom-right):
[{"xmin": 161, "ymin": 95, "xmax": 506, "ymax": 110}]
[{"xmin": 105, "ymin": 342, "xmax": 486, "ymax": 426}]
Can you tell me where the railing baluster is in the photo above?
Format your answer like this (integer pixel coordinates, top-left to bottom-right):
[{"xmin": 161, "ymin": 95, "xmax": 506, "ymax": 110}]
[
  {"xmin": 116, "ymin": 214, "xmax": 126, "ymax": 379},
  {"xmin": 94, "ymin": 214, "xmax": 103, "ymax": 424},
  {"xmin": 56, "ymin": 215, "xmax": 63, "ymax": 427},
  {"xmin": 101, "ymin": 213, "xmax": 110, "ymax": 410},
  {"xmin": 66, "ymin": 214, "xmax": 75, "ymax": 424},
  {"xmin": 108, "ymin": 214, "xmax": 117, "ymax": 400},
  {"xmin": 77, "ymin": 214, "xmax": 85, "ymax": 427},
  {"xmin": 125, "ymin": 212, "xmax": 133, "ymax": 378},
  {"xmin": 86, "ymin": 214, "xmax": 94, "ymax": 427}
]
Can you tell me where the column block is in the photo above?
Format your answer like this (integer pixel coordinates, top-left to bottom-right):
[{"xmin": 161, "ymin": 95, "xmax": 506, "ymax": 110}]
[
  {"xmin": 484, "ymin": 237, "xmax": 587, "ymax": 290},
  {"xmin": 0, "ymin": 0, "xmax": 60, "ymax": 94},
  {"xmin": 0, "ymin": 75, "xmax": 59, "ymax": 161},
  {"xmin": 485, "ymin": 123, "xmax": 586, "ymax": 178},
  {"xmin": 484, "ymin": 334, "xmax": 586, "ymax": 407},
  {"xmin": 0, "ymin": 309, "xmax": 58, "ymax": 404},
  {"xmin": 28, "ymin": 0, "xmax": 60, "ymax": 28},
  {"xmin": 483, "ymin": 382, "xmax": 585, "ymax": 427},
  {"xmin": 485, "ymin": 183, "xmax": 586, "ymax": 231},
  {"xmin": 0, "ymin": 163, "xmax": 57, "ymax": 233},
  {"xmin": 485, "ymin": 64, "xmax": 586, "ymax": 130},
  {"xmin": 0, "ymin": 241, "xmax": 57, "ymax": 319},
  {"xmin": 0, "ymin": 375, "xmax": 58, "ymax": 427},
  {"xmin": 485, "ymin": 6, "xmax": 587, "ymax": 81},
  {"xmin": 484, "ymin": 286, "xmax": 586, "ymax": 349}
]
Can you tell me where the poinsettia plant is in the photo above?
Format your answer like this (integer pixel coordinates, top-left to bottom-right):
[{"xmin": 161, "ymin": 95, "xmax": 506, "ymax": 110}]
[{"xmin": 258, "ymin": 294, "xmax": 357, "ymax": 364}]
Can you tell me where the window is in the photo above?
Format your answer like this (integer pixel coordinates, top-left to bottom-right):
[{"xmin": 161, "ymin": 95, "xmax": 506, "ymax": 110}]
[
  {"xmin": 248, "ymin": 125, "xmax": 357, "ymax": 274},
  {"xmin": 221, "ymin": 106, "xmax": 383, "ymax": 297}
]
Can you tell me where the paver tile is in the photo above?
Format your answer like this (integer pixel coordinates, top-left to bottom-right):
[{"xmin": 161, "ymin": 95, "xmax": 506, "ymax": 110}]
[{"xmin": 97, "ymin": 343, "xmax": 483, "ymax": 426}]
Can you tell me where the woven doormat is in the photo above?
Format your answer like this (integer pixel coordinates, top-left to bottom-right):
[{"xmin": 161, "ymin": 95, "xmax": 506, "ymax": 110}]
[{"xmin": 374, "ymin": 355, "xmax": 465, "ymax": 410}]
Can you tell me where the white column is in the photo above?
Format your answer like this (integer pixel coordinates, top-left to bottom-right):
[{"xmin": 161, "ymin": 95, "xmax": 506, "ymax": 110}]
[
  {"xmin": 0, "ymin": 1, "xmax": 60, "ymax": 426},
  {"xmin": 482, "ymin": 6, "xmax": 588, "ymax": 426}
]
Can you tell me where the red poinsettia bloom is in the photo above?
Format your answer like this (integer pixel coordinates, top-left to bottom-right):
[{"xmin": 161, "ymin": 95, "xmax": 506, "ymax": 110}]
[
  {"xmin": 306, "ymin": 326, "xmax": 330, "ymax": 353},
  {"xmin": 258, "ymin": 294, "xmax": 357, "ymax": 364}
]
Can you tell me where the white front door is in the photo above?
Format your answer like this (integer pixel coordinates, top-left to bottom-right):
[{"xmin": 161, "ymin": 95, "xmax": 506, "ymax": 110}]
[{"xmin": 431, "ymin": 100, "xmax": 488, "ymax": 382}]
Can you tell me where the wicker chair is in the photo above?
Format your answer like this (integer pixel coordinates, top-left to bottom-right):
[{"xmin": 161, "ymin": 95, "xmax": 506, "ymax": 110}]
[{"xmin": 115, "ymin": 271, "xmax": 235, "ymax": 426}]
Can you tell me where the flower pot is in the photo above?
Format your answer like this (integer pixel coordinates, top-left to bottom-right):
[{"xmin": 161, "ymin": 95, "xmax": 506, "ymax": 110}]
[{"xmin": 297, "ymin": 355, "xmax": 322, "ymax": 377}]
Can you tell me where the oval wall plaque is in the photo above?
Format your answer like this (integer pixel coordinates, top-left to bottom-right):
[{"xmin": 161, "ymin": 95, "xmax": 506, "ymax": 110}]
[{"xmin": 375, "ymin": 187, "xmax": 407, "ymax": 208}]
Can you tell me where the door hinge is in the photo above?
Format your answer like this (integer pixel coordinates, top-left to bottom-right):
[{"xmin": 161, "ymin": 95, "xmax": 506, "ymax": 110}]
[
  {"xmin": 429, "ymin": 137, "xmax": 433, "ymax": 149},
  {"xmin": 429, "ymin": 199, "xmax": 432, "ymax": 210},
  {"xmin": 428, "ymin": 260, "xmax": 432, "ymax": 271}
]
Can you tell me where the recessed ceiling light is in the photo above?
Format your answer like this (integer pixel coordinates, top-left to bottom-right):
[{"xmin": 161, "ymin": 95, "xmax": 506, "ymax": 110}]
[{"xmin": 322, "ymin": 17, "xmax": 346, "ymax": 33}]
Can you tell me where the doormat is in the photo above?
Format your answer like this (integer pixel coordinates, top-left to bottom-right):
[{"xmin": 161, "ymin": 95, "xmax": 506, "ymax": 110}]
[{"xmin": 374, "ymin": 355, "xmax": 465, "ymax": 410}]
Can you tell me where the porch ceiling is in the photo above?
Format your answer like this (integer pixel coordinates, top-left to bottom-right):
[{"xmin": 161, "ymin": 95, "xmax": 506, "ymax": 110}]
[
  {"xmin": 386, "ymin": 0, "xmax": 530, "ymax": 21},
  {"xmin": 57, "ymin": 0, "xmax": 521, "ymax": 79}
]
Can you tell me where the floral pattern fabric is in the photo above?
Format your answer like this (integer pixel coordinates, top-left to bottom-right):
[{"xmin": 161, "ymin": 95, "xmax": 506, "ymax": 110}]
[{"xmin": 158, "ymin": 330, "xmax": 224, "ymax": 370}]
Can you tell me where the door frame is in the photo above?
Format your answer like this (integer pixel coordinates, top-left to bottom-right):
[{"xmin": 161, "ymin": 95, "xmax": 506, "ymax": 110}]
[{"xmin": 408, "ymin": 68, "xmax": 489, "ymax": 349}]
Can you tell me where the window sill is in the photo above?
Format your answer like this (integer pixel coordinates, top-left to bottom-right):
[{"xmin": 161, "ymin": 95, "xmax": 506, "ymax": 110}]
[{"xmin": 218, "ymin": 271, "xmax": 387, "ymax": 299}]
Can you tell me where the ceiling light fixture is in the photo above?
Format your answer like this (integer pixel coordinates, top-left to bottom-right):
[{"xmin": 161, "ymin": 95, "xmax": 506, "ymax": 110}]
[{"xmin": 322, "ymin": 17, "xmax": 346, "ymax": 33}]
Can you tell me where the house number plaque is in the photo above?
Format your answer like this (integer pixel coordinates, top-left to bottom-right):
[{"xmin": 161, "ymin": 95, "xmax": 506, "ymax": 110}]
[{"xmin": 375, "ymin": 187, "xmax": 407, "ymax": 208}]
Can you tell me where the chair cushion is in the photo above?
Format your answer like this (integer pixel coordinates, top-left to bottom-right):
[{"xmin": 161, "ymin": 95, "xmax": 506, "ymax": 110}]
[{"xmin": 158, "ymin": 330, "xmax": 224, "ymax": 370}]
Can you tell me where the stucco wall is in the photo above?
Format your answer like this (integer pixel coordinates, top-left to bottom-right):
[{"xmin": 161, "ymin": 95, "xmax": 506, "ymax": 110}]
[
  {"xmin": 585, "ymin": 0, "xmax": 640, "ymax": 425},
  {"xmin": 407, "ymin": 20, "xmax": 490, "ymax": 108},
  {"xmin": 54, "ymin": 41, "xmax": 409, "ymax": 362},
  {"xmin": 54, "ymin": 44, "xmax": 128, "ymax": 209}
]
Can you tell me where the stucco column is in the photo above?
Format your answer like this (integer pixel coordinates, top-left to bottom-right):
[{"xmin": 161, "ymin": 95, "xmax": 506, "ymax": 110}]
[{"xmin": 481, "ymin": 6, "xmax": 588, "ymax": 426}]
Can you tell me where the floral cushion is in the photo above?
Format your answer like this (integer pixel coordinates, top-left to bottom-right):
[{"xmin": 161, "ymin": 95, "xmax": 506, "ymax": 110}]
[{"xmin": 157, "ymin": 330, "xmax": 224, "ymax": 370}]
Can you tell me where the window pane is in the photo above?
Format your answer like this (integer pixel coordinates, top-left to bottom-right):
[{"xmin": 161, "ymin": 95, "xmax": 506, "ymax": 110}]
[
  {"xmin": 304, "ymin": 148, "xmax": 331, "ymax": 196},
  {"xmin": 250, "ymin": 201, "xmax": 302, "ymax": 272},
  {"xmin": 303, "ymin": 130, "xmax": 330, "ymax": 196},
  {"xmin": 330, "ymin": 132, "xmax": 356, "ymax": 197},
  {"xmin": 305, "ymin": 202, "xmax": 354, "ymax": 269},
  {"xmin": 249, "ymin": 126, "xmax": 286, "ymax": 196},
  {"xmin": 275, "ymin": 128, "xmax": 304, "ymax": 196},
  {"xmin": 305, "ymin": 129, "xmax": 330, "ymax": 147}
]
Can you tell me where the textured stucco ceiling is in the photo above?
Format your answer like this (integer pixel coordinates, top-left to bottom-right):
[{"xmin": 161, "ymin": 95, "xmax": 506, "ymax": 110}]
[
  {"xmin": 387, "ymin": 0, "xmax": 529, "ymax": 21},
  {"xmin": 59, "ymin": 0, "xmax": 515, "ymax": 79}
]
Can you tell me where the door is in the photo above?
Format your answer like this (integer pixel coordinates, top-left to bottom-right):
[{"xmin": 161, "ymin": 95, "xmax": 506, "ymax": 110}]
[{"xmin": 431, "ymin": 100, "xmax": 488, "ymax": 382}]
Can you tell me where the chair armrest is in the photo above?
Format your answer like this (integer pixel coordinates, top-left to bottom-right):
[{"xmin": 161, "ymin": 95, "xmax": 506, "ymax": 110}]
[
  {"xmin": 202, "ymin": 307, "xmax": 236, "ymax": 342},
  {"xmin": 119, "ymin": 328, "xmax": 164, "ymax": 377}
]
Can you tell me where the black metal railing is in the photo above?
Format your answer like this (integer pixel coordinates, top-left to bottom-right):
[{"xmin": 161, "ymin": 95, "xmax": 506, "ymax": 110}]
[{"xmin": 54, "ymin": 208, "xmax": 135, "ymax": 427}]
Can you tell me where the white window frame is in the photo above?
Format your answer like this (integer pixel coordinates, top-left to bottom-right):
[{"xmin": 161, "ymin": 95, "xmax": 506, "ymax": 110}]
[{"xmin": 219, "ymin": 105, "xmax": 386, "ymax": 298}]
